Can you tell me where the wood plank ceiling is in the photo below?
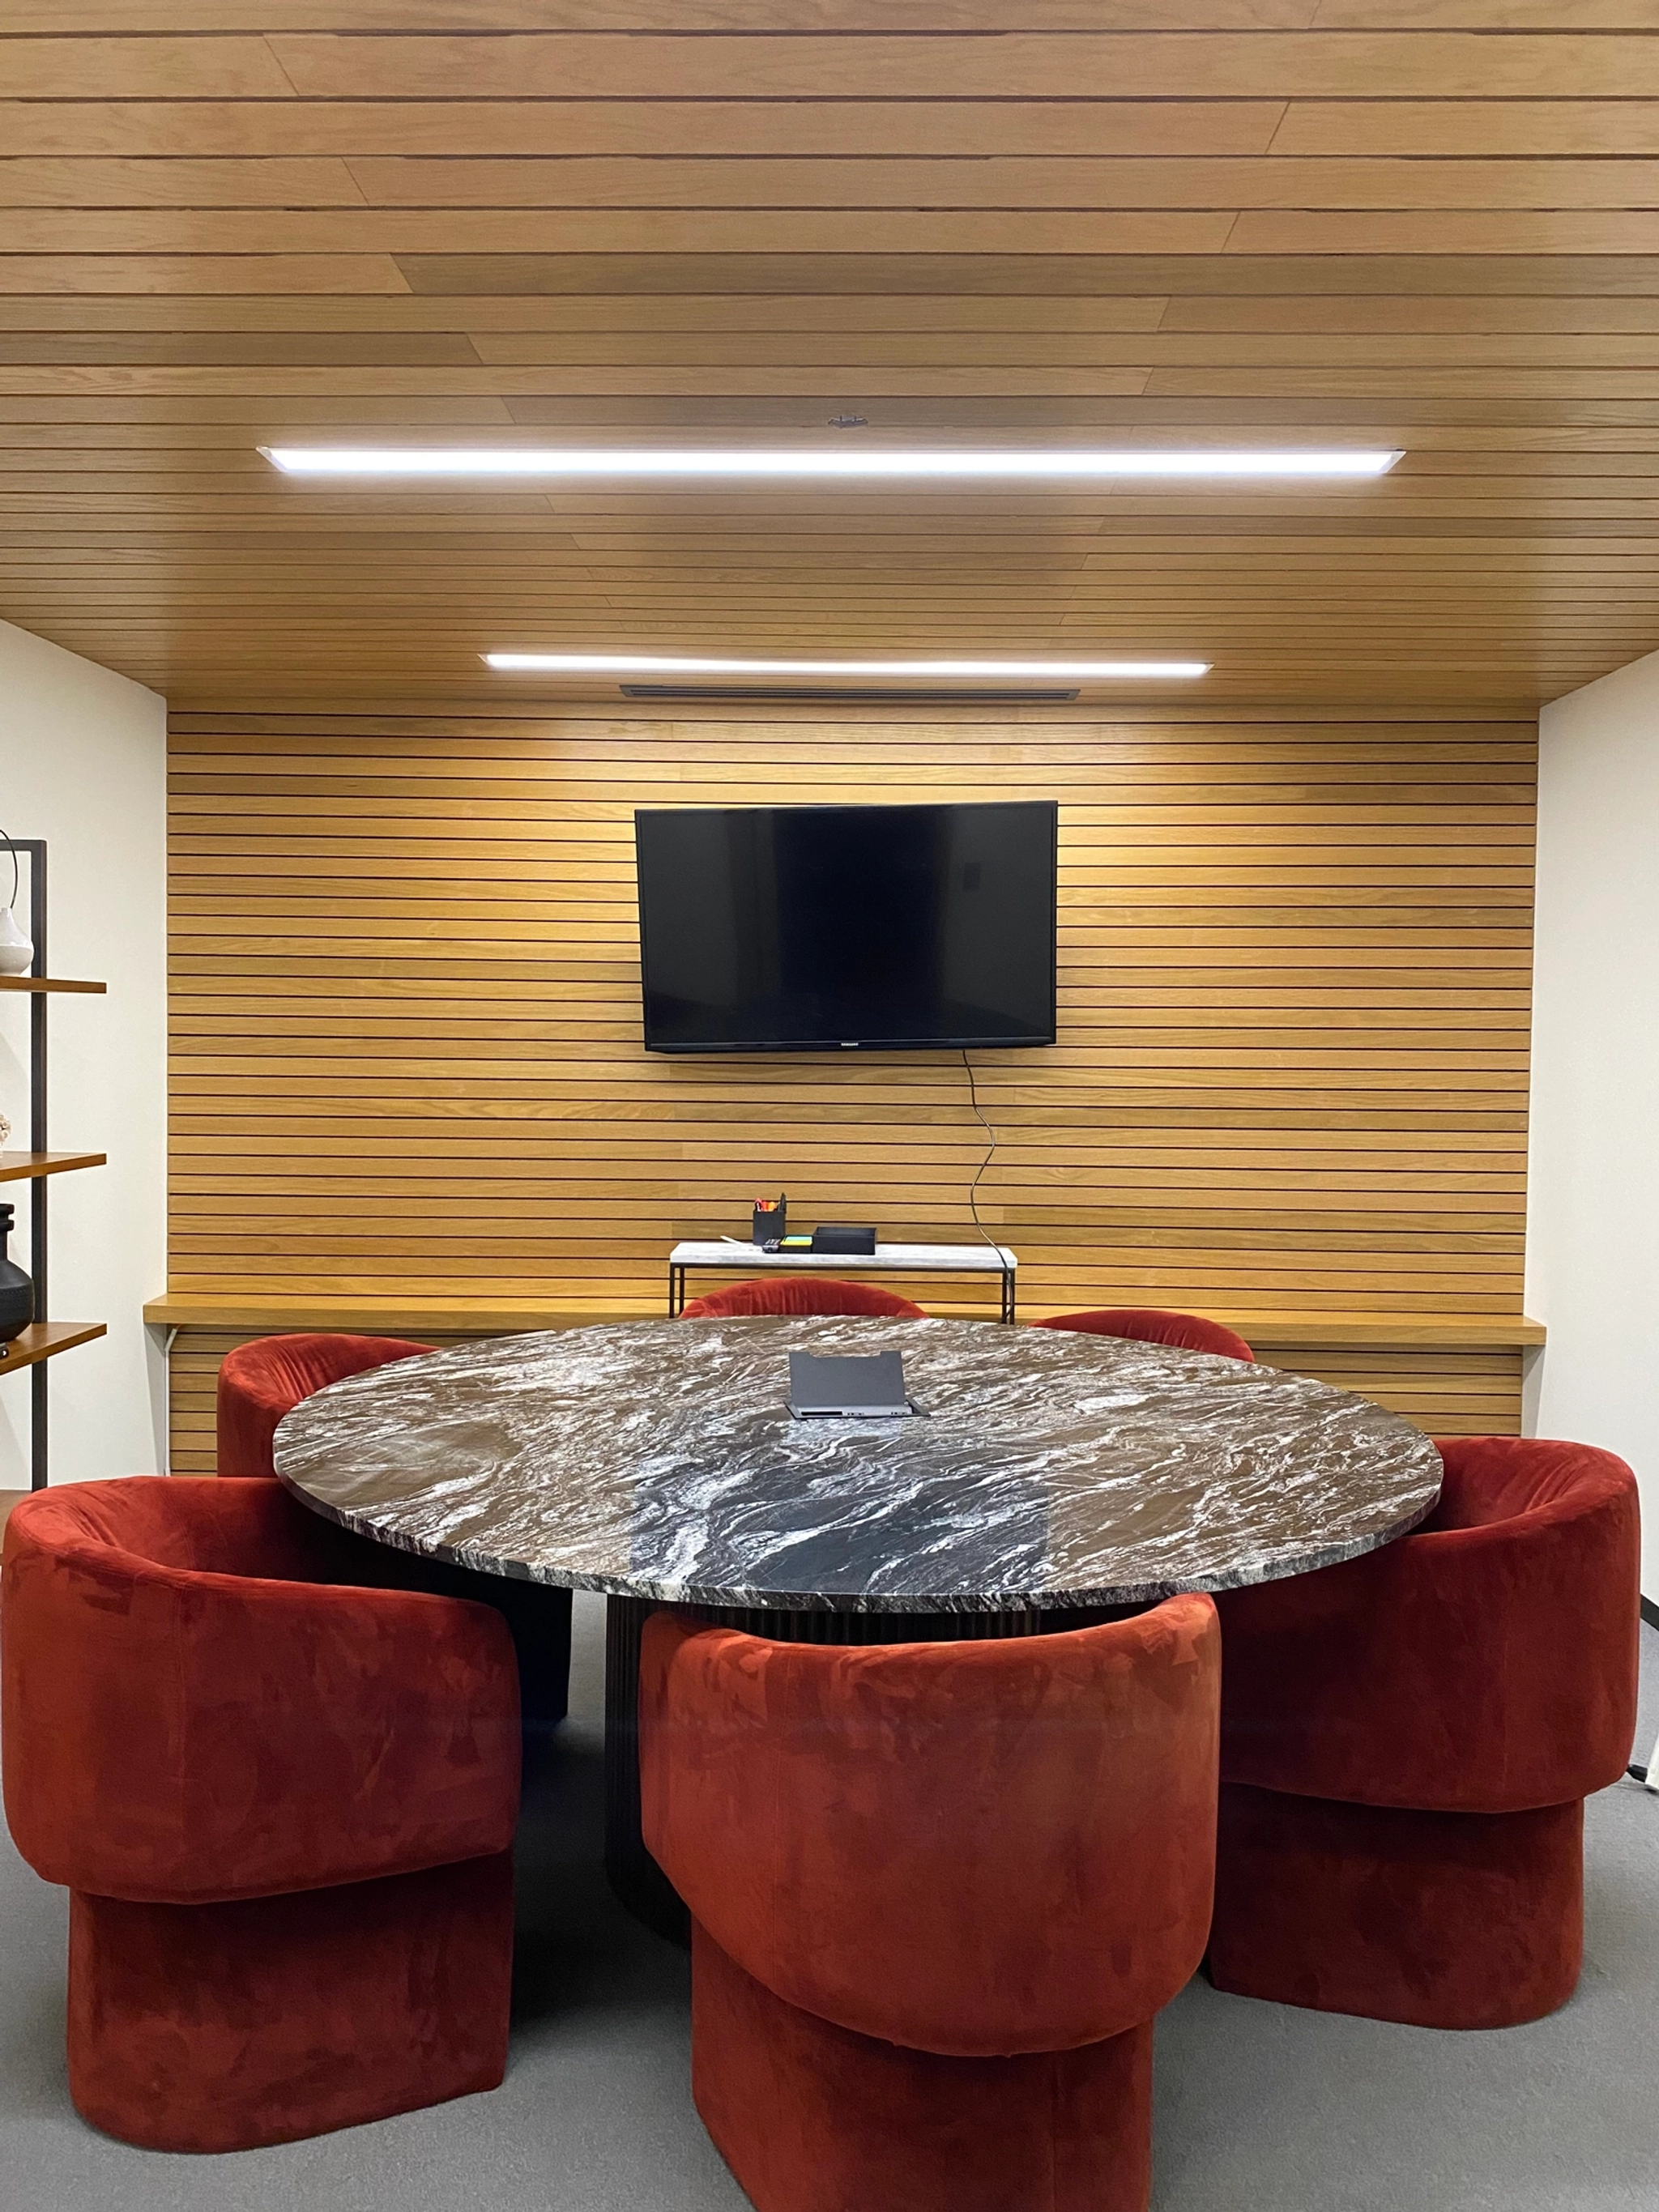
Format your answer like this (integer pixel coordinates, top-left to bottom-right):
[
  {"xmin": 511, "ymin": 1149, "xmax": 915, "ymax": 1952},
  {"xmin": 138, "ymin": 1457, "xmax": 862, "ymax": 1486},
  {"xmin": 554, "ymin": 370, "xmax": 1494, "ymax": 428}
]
[{"xmin": 2, "ymin": 3, "xmax": 1658, "ymax": 713}]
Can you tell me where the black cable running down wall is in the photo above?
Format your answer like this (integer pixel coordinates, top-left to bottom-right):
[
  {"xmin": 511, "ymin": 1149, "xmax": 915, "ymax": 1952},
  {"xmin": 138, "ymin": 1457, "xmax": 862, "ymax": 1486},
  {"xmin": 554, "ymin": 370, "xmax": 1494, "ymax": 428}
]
[{"xmin": 960, "ymin": 1047, "xmax": 1003, "ymax": 1256}]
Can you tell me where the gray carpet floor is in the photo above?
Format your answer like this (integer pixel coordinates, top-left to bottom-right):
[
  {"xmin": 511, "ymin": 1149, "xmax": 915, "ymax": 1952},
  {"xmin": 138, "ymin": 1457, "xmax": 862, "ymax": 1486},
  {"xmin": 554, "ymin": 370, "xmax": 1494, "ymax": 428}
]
[{"xmin": 2, "ymin": 1596, "xmax": 1655, "ymax": 2212}]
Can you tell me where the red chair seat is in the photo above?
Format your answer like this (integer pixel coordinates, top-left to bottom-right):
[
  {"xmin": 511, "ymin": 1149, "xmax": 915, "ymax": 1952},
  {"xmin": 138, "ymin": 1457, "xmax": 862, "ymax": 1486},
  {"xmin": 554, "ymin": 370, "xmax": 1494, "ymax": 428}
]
[
  {"xmin": 66, "ymin": 1855, "xmax": 514, "ymax": 2154},
  {"xmin": 1213, "ymin": 1788, "xmax": 1586, "ymax": 2034},
  {"xmin": 689, "ymin": 1925, "xmax": 1154, "ymax": 2212},
  {"xmin": 680, "ymin": 1276, "xmax": 925, "ymax": 1319},
  {"xmin": 1030, "ymin": 1309, "xmax": 1255, "ymax": 1362},
  {"xmin": 2, "ymin": 1477, "xmax": 521, "ymax": 2149}
]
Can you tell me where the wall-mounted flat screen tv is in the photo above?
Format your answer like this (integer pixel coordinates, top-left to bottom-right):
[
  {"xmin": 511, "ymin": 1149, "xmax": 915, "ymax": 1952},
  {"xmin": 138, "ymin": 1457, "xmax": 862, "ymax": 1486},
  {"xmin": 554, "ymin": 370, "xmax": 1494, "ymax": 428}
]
[{"xmin": 635, "ymin": 799, "xmax": 1058, "ymax": 1053}]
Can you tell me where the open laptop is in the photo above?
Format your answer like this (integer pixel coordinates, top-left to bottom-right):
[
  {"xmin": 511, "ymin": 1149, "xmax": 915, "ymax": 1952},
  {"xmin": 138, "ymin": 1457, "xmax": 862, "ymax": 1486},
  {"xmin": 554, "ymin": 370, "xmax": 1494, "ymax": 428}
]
[{"xmin": 787, "ymin": 1349, "xmax": 919, "ymax": 1419}]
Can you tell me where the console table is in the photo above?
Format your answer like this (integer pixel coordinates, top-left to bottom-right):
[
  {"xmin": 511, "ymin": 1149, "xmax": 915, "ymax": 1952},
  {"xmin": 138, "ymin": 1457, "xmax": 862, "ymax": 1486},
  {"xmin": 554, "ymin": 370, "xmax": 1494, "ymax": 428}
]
[{"xmin": 667, "ymin": 1239, "xmax": 1019, "ymax": 1321}]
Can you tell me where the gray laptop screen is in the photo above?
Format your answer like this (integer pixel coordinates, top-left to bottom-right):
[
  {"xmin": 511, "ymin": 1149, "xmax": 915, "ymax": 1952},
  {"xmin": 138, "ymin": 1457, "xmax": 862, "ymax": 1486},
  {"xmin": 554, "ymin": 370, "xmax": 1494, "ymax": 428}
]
[{"xmin": 787, "ymin": 1349, "xmax": 911, "ymax": 1417}]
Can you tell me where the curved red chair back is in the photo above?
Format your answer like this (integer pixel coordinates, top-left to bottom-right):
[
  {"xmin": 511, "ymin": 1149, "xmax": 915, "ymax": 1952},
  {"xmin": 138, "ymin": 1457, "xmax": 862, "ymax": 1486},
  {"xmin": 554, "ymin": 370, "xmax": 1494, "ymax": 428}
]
[
  {"xmin": 1, "ymin": 1477, "xmax": 518, "ymax": 1905},
  {"xmin": 1031, "ymin": 1307, "xmax": 1255, "ymax": 1362},
  {"xmin": 680, "ymin": 1276, "xmax": 925, "ymax": 1320},
  {"xmin": 217, "ymin": 1332, "xmax": 433, "ymax": 1480},
  {"xmin": 640, "ymin": 1596, "xmax": 1219, "ymax": 2058},
  {"xmin": 1218, "ymin": 1435, "xmax": 1640, "ymax": 1813},
  {"xmin": 1422, "ymin": 1435, "xmax": 1622, "ymax": 1533}
]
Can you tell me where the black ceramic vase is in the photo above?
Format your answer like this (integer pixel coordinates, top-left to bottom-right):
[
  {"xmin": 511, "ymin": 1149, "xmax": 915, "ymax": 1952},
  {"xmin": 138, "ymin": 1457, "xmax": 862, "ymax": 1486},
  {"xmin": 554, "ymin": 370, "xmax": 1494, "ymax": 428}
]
[{"xmin": 0, "ymin": 1204, "xmax": 33, "ymax": 1343}]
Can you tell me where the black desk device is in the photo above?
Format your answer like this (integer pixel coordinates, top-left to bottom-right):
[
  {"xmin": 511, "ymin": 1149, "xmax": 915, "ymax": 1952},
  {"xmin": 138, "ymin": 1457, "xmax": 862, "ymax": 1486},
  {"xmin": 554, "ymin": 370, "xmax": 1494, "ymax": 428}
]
[{"xmin": 810, "ymin": 1223, "xmax": 877, "ymax": 1256}]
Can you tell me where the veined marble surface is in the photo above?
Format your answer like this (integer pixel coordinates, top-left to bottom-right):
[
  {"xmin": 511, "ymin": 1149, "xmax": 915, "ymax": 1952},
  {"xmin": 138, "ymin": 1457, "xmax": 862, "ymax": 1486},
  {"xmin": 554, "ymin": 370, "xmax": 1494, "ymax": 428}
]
[{"xmin": 274, "ymin": 1317, "xmax": 1442, "ymax": 1613}]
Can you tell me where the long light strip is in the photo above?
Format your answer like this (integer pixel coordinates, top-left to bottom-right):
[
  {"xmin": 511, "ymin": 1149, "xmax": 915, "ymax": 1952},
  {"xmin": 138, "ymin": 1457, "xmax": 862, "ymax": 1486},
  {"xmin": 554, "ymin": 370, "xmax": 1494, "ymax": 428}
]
[
  {"xmin": 485, "ymin": 654, "xmax": 1209, "ymax": 680},
  {"xmin": 262, "ymin": 445, "xmax": 1401, "ymax": 482}
]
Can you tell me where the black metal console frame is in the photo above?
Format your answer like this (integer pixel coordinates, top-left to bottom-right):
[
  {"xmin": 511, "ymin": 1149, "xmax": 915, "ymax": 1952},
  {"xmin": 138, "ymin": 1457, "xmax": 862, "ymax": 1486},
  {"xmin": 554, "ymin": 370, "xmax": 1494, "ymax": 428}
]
[{"xmin": 6, "ymin": 841, "xmax": 53, "ymax": 1489}]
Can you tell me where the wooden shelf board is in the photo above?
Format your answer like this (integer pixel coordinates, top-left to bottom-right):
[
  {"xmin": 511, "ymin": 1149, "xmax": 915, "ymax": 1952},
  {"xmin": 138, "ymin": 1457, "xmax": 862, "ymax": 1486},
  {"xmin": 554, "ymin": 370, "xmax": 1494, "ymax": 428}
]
[
  {"xmin": 145, "ymin": 1295, "xmax": 655, "ymax": 1336},
  {"xmin": 0, "ymin": 976, "xmax": 106, "ymax": 995},
  {"xmin": 0, "ymin": 1151, "xmax": 106, "ymax": 1183},
  {"xmin": 0, "ymin": 1322, "xmax": 107, "ymax": 1375},
  {"xmin": 1208, "ymin": 1315, "xmax": 1546, "ymax": 1353},
  {"xmin": 142, "ymin": 1294, "xmax": 1545, "ymax": 1354}
]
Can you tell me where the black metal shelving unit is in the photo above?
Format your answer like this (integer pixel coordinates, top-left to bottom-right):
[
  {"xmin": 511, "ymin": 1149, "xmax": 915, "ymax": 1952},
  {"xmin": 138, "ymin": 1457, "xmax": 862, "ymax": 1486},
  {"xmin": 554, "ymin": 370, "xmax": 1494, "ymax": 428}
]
[{"xmin": 0, "ymin": 838, "xmax": 107, "ymax": 1489}]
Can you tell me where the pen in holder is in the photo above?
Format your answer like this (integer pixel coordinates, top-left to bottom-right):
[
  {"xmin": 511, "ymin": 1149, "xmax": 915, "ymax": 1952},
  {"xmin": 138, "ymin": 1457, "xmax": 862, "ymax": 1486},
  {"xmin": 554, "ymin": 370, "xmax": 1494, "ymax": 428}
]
[{"xmin": 753, "ymin": 1194, "xmax": 787, "ymax": 1248}]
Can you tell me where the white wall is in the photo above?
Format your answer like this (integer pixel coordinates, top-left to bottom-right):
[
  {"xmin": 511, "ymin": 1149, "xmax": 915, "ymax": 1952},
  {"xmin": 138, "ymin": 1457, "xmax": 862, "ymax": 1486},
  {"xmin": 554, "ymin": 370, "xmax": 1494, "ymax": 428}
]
[
  {"xmin": 0, "ymin": 620, "xmax": 167, "ymax": 1485},
  {"xmin": 1528, "ymin": 644, "xmax": 1659, "ymax": 1600}
]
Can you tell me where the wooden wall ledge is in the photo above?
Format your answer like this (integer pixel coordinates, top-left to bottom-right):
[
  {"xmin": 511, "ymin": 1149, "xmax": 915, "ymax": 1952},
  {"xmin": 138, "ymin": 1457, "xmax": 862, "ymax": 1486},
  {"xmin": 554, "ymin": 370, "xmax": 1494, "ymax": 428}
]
[{"xmin": 143, "ymin": 1295, "xmax": 1545, "ymax": 1356}]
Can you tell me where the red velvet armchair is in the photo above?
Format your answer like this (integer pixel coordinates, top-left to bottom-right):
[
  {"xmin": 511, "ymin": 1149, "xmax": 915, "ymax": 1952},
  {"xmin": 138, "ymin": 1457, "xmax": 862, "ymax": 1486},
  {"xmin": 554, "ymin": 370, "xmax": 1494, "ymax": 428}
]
[
  {"xmin": 1031, "ymin": 1309, "xmax": 1256, "ymax": 1362},
  {"xmin": 680, "ymin": 1276, "xmax": 926, "ymax": 1319},
  {"xmin": 639, "ymin": 1598, "xmax": 1220, "ymax": 2212},
  {"xmin": 1, "ymin": 1477, "xmax": 522, "ymax": 2151},
  {"xmin": 1211, "ymin": 1435, "xmax": 1640, "ymax": 2028},
  {"xmin": 217, "ymin": 1331, "xmax": 436, "ymax": 1481}
]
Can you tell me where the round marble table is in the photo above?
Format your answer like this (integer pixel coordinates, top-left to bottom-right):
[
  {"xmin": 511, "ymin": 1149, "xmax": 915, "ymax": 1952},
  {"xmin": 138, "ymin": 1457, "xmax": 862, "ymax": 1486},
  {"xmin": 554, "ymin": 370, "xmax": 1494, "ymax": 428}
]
[{"xmin": 274, "ymin": 1315, "xmax": 1443, "ymax": 1933}]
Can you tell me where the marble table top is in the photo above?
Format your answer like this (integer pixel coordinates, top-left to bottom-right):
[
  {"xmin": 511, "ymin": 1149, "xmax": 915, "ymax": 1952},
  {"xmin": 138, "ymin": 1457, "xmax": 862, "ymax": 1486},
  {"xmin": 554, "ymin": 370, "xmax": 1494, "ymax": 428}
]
[{"xmin": 273, "ymin": 1317, "xmax": 1442, "ymax": 1613}]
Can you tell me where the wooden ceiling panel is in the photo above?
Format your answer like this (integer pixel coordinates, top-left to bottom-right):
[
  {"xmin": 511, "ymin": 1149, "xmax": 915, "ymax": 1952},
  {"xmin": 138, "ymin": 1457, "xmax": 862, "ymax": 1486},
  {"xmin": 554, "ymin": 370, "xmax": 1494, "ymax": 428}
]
[
  {"xmin": 1275, "ymin": 104, "xmax": 1659, "ymax": 156},
  {"xmin": 0, "ymin": 254, "xmax": 411, "ymax": 293},
  {"xmin": 0, "ymin": 6, "xmax": 1657, "ymax": 711},
  {"xmin": 0, "ymin": 36, "xmax": 296, "ymax": 96}
]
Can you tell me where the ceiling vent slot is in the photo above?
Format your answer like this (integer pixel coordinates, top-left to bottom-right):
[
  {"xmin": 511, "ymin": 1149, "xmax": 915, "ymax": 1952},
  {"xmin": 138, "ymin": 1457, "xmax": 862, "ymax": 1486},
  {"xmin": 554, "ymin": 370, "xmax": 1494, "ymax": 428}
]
[{"xmin": 617, "ymin": 684, "xmax": 1081, "ymax": 703}]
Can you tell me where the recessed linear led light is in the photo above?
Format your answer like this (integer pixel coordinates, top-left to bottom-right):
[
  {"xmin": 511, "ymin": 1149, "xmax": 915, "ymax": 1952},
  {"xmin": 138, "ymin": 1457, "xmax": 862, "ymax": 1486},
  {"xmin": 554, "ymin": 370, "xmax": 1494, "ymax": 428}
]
[
  {"xmin": 261, "ymin": 445, "xmax": 1401, "ymax": 482},
  {"xmin": 484, "ymin": 654, "xmax": 1209, "ymax": 680}
]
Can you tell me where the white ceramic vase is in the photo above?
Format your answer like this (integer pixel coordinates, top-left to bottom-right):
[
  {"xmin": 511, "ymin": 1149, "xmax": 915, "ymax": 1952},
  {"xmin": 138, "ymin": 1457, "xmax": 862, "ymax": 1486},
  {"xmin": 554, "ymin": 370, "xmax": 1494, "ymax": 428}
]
[{"xmin": 0, "ymin": 908, "xmax": 32, "ymax": 975}]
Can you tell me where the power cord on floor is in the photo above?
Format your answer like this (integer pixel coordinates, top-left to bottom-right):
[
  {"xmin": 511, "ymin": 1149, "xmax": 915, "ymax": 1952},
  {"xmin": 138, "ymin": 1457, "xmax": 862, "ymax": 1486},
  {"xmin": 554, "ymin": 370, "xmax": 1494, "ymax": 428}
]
[{"xmin": 960, "ymin": 1046, "xmax": 1003, "ymax": 1257}]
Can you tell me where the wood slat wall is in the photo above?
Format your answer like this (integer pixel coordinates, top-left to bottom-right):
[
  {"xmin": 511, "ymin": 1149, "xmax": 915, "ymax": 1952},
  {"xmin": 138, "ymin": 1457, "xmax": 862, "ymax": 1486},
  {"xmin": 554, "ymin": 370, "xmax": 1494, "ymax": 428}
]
[{"xmin": 165, "ymin": 702, "xmax": 1533, "ymax": 1459}]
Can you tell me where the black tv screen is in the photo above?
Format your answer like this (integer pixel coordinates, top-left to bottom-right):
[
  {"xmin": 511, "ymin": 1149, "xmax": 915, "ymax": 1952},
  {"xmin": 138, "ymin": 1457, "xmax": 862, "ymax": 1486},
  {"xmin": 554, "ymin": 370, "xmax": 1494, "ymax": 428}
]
[{"xmin": 634, "ymin": 800, "xmax": 1057, "ymax": 1052}]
